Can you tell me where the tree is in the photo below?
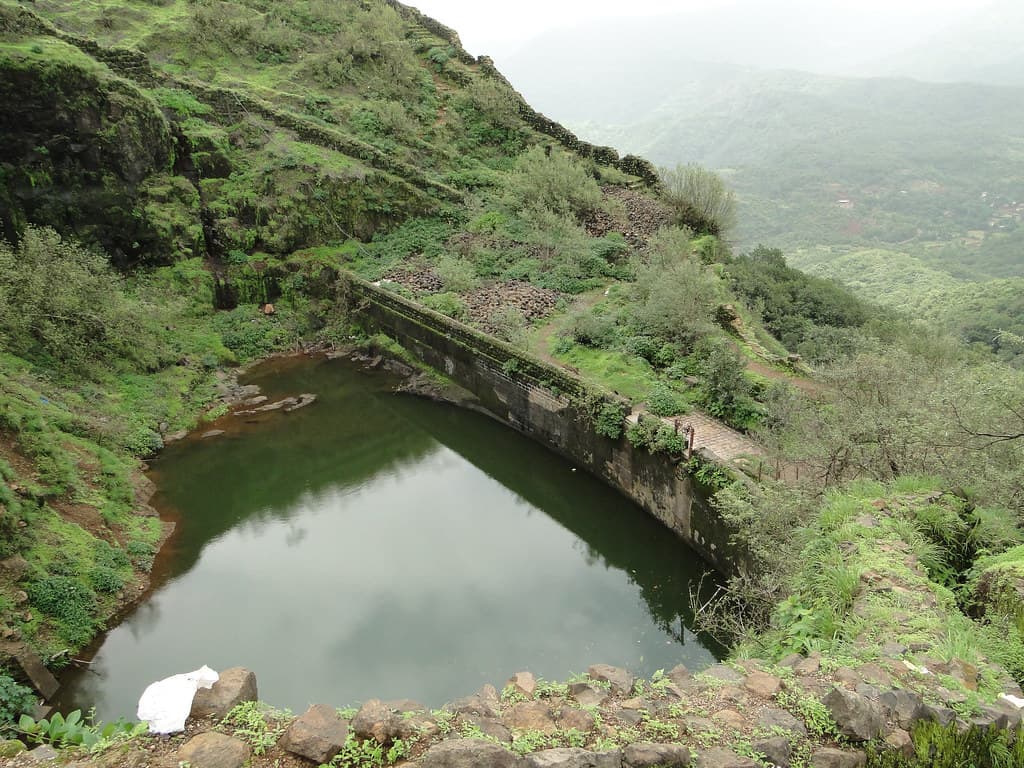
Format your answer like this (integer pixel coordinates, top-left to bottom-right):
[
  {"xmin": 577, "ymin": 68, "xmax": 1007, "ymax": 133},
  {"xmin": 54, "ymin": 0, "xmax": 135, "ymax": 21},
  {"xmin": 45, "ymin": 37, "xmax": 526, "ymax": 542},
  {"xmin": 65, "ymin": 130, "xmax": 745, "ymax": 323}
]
[{"xmin": 660, "ymin": 164, "xmax": 737, "ymax": 237}]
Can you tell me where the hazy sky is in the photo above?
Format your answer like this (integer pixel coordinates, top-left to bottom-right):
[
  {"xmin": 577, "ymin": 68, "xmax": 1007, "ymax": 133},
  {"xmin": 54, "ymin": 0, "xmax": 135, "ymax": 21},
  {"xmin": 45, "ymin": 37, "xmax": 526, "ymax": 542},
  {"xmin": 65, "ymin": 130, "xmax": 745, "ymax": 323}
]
[{"xmin": 410, "ymin": 0, "xmax": 983, "ymax": 59}]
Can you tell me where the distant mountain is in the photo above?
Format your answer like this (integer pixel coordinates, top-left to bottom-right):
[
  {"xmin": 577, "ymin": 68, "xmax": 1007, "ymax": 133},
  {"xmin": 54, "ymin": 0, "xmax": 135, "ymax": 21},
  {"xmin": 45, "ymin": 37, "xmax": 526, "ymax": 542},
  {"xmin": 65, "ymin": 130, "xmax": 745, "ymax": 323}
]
[
  {"xmin": 872, "ymin": 0, "xmax": 1024, "ymax": 86},
  {"xmin": 559, "ymin": 68, "xmax": 1024, "ymax": 272}
]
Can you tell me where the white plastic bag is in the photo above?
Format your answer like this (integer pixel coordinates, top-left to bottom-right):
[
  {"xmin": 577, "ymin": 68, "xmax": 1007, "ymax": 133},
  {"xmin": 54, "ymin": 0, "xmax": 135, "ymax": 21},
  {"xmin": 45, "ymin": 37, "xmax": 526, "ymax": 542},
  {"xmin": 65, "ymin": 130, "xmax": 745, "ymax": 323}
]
[{"xmin": 137, "ymin": 665, "xmax": 219, "ymax": 734}]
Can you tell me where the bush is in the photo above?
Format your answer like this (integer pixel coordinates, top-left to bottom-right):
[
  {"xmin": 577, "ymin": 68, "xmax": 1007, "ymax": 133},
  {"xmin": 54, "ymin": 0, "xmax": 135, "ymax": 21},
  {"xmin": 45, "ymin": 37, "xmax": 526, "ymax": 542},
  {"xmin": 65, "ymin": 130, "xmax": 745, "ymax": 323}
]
[
  {"xmin": 571, "ymin": 312, "xmax": 616, "ymax": 347},
  {"xmin": 594, "ymin": 402, "xmax": 627, "ymax": 439},
  {"xmin": 698, "ymin": 341, "xmax": 762, "ymax": 429},
  {"xmin": 647, "ymin": 383, "xmax": 686, "ymax": 416},
  {"xmin": 422, "ymin": 292, "xmax": 466, "ymax": 319},
  {"xmin": 94, "ymin": 540, "xmax": 131, "ymax": 570},
  {"xmin": 27, "ymin": 575, "xmax": 97, "ymax": 647},
  {"xmin": 126, "ymin": 540, "xmax": 156, "ymax": 569},
  {"xmin": 0, "ymin": 671, "xmax": 35, "ymax": 726},
  {"xmin": 507, "ymin": 147, "xmax": 602, "ymax": 220},
  {"xmin": 435, "ymin": 255, "xmax": 479, "ymax": 294},
  {"xmin": 660, "ymin": 164, "xmax": 737, "ymax": 236},
  {"xmin": 89, "ymin": 566, "xmax": 124, "ymax": 594},
  {"xmin": 213, "ymin": 306, "xmax": 297, "ymax": 361},
  {"xmin": 632, "ymin": 257, "xmax": 721, "ymax": 345},
  {"xmin": 0, "ymin": 227, "xmax": 164, "ymax": 374},
  {"xmin": 488, "ymin": 307, "xmax": 528, "ymax": 346}
]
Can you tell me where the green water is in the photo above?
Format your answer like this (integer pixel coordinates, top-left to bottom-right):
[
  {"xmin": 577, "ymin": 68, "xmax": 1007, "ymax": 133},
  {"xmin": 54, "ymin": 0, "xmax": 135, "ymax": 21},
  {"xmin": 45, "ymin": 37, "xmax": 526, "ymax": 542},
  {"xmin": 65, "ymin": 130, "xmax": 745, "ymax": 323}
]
[{"xmin": 59, "ymin": 357, "xmax": 722, "ymax": 720}]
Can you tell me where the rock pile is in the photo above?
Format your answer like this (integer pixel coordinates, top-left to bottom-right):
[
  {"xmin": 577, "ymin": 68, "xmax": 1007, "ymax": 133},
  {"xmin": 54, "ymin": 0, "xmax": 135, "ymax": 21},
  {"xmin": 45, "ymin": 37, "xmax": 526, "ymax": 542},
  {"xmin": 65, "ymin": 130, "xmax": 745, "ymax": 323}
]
[
  {"xmin": 464, "ymin": 281, "xmax": 561, "ymax": 331},
  {"xmin": 600, "ymin": 186, "xmax": 674, "ymax": 247},
  {"xmin": 381, "ymin": 266, "xmax": 444, "ymax": 294}
]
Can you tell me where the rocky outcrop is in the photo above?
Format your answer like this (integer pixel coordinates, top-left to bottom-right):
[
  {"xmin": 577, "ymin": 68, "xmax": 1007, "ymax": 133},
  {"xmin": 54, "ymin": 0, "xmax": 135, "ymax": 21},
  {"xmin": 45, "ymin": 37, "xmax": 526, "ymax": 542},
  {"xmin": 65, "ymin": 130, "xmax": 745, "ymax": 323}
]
[{"xmin": 0, "ymin": 39, "xmax": 189, "ymax": 263}]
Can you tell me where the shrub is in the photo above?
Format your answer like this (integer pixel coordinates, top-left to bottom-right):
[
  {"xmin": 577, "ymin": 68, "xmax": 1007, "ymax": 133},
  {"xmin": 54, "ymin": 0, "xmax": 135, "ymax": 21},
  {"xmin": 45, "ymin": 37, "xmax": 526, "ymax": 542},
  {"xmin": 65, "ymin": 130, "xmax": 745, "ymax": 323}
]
[
  {"xmin": 507, "ymin": 147, "xmax": 602, "ymax": 220},
  {"xmin": 489, "ymin": 307, "xmax": 528, "ymax": 346},
  {"xmin": 660, "ymin": 164, "xmax": 737, "ymax": 236},
  {"xmin": 435, "ymin": 255, "xmax": 479, "ymax": 294},
  {"xmin": 594, "ymin": 402, "xmax": 627, "ymax": 440},
  {"xmin": 0, "ymin": 671, "xmax": 35, "ymax": 726},
  {"xmin": 27, "ymin": 575, "xmax": 97, "ymax": 647},
  {"xmin": 698, "ymin": 341, "xmax": 760, "ymax": 428},
  {"xmin": 632, "ymin": 258, "xmax": 721, "ymax": 345},
  {"xmin": 89, "ymin": 566, "xmax": 124, "ymax": 594},
  {"xmin": 0, "ymin": 227, "xmax": 164, "ymax": 374},
  {"xmin": 571, "ymin": 312, "xmax": 616, "ymax": 347},
  {"xmin": 647, "ymin": 383, "xmax": 686, "ymax": 417},
  {"xmin": 422, "ymin": 292, "xmax": 466, "ymax": 319},
  {"xmin": 213, "ymin": 306, "xmax": 297, "ymax": 362}
]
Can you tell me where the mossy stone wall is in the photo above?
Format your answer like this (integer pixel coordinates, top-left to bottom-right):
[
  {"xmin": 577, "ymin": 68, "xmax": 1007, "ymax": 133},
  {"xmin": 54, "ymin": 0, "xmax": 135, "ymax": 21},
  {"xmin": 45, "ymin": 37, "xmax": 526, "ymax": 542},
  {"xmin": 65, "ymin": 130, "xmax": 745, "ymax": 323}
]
[{"xmin": 351, "ymin": 278, "xmax": 746, "ymax": 576}]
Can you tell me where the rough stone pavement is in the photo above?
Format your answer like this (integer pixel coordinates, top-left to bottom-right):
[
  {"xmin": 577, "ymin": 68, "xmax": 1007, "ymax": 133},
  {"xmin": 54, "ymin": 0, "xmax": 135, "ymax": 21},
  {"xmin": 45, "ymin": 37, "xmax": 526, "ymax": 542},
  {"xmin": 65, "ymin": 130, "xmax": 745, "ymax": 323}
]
[{"xmin": 627, "ymin": 408, "xmax": 761, "ymax": 465}]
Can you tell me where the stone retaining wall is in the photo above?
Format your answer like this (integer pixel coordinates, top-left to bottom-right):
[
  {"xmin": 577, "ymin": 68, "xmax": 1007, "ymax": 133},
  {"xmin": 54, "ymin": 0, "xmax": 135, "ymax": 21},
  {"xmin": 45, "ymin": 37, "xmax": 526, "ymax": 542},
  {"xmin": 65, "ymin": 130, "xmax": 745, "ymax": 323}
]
[{"xmin": 350, "ymin": 277, "xmax": 746, "ymax": 577}]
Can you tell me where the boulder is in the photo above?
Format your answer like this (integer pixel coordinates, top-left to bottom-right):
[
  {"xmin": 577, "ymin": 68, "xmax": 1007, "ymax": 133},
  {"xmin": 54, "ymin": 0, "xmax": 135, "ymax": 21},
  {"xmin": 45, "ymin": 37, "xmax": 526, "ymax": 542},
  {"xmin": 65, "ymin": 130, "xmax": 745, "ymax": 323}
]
[
  {"xmin": 504, "ymin": 701, "xmax": 558, "ymax": 734},
  {"xmin": 22, "ymin": 744, "xmax": 59, "ymax": 764},
  {"xmin": 792, "ymin": 655, "xmax": 821, "ymax": 675},
  {"xmin": 702, "ymin": 664, "xmax": 745, "ymax": 684},
  {"xmin": 667, "ymin": 664, "xmax": 692, "ymax": 687},
  {"xmin": 176, "ymin": 732, "xmax": 250, "ymax": 768},
  {"xmin": 616, "ymin": 708, "xmax": 644, "ymax": 726},
  {"xmin": 352, "ymin": 699, "xmax": 401, "ymax": 743},
  {"xmin": 752, "ymin": 736, "xmax": 791, "ymax": 767},
  {"xmin": 711, "ymin": 709, "xmax": 745, "ymax": 730},
  {"xmin": 0, "ymin": 555, "xmax": 30, "ymax": 581},
  {"xmin": 472, "ymin": 717, "xmax": 512, "ymax": 744},
  {"xmin": 682, "ymin": 716, "xmax": 717, "ymax": 736},
  {"xmin": 9, "ymin": 651, "xmax": 59, "ymax": 700},
  {"xmin": 557, "ymin": 707, "xmax": 595, "ymax": 733},
  {"xmin": 477, "ymin": 684, "xmax": 500, "ymax": 706},
  {"xmin": 526, "ymin": 748, "xmax": 621, "ymax": 768},
  {"xmin": 810, "ymin": 748, "xmax": 866, "ymax": 768},
  {"xmin": 190, "ymin": 667, "xmax": 257, "ymax": 719},
  {"xmin": 971, "ymin": 704, "xmax": 1019, "ymax": 730},
  {"xmin": 284, "ymin": 393, "xmax": 317, "ymax": 412},
  {"xmin": 418, "ymin": 738, "xmax": 522, "ymax": 768},
  {"xmin": 587, "ymin": 664, "xmax": 635, "ymax": 695},
  {"xmin": 744, "ymin": 671, "xmax": 781, "ymax": 697},
  {"xmin": 623, "ymin": 742, "xmax": 691, "ymax": 767},
  {"xmin": 394, "ymin": 709, "xmax": 439, "ymax": 741},
  {"xmin": 508, "ymin": 671, "xmax": 537, "ymax": 698},
  {"xmin": 884, "ymin": 728, "xmax": 914, "ymax": 757},
  {"xmin": 756, "ymin": 708, "xmax": 807, "ymax": 738},
  {"xmin": 921, "ymin": 703, "xmax": 957, "ymax": 726},
  {"xmin": 822, "ymin": 688, "xmax": 886, "ymax": 741},
  {"xmin": 447, "ymin": 694, "xmax": 497, "ymax": 719},
  {"xmin": 568, "ymin": 682, "xmax": 609, "ymax": 708},
  {"xmin": 279, "ymin": 703, "xmax": 349, "ymax": 764},
  {"xmin": 878, "ymin": 688, "xmax": 925, "ymax": 729},
  {"xmin": 696, "ymin": 747, "xmax": 758, "ymax": 767}
]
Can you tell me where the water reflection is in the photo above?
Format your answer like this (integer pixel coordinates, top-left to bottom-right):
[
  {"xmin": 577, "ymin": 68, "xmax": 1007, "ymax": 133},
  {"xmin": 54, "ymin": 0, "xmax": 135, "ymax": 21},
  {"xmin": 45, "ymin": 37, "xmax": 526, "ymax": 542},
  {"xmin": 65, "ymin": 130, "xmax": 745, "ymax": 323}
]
[{"xmin": 58, "ymin": 357, "xmax": 722, "ymax": 720}]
